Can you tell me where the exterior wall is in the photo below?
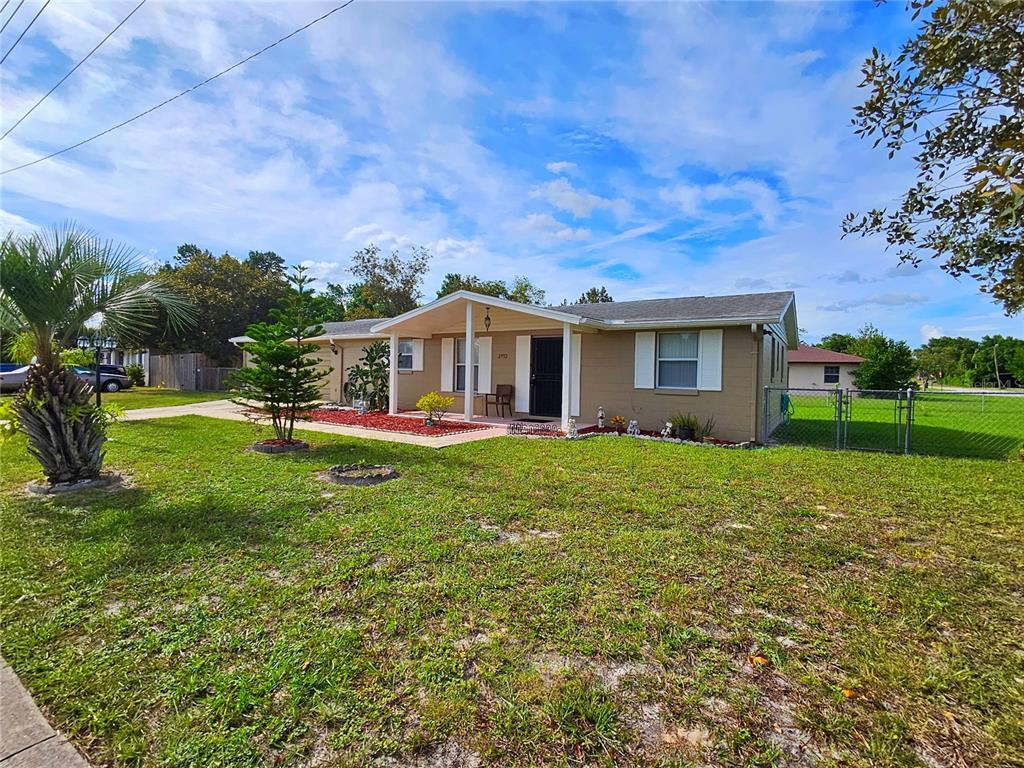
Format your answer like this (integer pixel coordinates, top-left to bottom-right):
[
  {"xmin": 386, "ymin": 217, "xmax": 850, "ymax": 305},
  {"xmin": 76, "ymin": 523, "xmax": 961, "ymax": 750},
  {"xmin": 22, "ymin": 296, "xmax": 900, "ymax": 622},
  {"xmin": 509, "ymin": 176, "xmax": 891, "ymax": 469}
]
[
  {"xmin": 390, "ymin": 324, "xmax": 778, "ymax": 443},
  {"xmin": 788, "ymin": 362, "xmax": 859, "ymax": 390},
  {"xmin": 396, "ymin": 329, "xmax": 562, "ymax": 416},
  {"xmin": 309, "ymin": 339, "xmax": 385, "ymax": 402},
  {"xmin": 577, "ymin": 326, "xmax": 759, "ymax": 443}
]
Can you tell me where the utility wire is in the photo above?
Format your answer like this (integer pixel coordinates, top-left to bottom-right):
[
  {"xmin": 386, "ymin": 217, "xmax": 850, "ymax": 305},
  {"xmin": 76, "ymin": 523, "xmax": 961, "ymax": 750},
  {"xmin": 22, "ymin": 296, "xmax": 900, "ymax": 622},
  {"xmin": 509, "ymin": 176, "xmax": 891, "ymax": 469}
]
[
  {"xmin": 2, "ymin": 0, "xmax": 147, "ymax": 140},
  {"xmin": 0, "ymin": 0, "xmax": 50, "ymax": 65},
  {"xmin": 1, "ymin": 0, "xmax": 357, "ymax": 175},
  {"xmin": 0, "ymin": 0, "xmax": 25, "ymax": 35},
  {"xmin": 0, "ymin": 2, "xmax": 11, "ymax": 19}
]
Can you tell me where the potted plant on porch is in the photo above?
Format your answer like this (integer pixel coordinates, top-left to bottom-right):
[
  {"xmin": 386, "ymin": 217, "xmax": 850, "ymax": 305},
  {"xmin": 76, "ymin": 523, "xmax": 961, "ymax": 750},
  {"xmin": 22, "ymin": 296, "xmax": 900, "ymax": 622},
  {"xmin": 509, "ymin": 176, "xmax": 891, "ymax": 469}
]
[{"xmin": 229, "ymin": 266, "xmax": 329, "ymax": 454}]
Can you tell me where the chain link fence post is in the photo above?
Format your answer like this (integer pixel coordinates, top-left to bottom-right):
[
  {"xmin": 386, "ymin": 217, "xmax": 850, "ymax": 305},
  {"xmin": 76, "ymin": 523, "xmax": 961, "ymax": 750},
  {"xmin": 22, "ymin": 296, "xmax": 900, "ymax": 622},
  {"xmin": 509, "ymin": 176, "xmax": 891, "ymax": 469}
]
[{"xmin": 904, "ymin": 388, "xmax": 914, "ymax": 455}]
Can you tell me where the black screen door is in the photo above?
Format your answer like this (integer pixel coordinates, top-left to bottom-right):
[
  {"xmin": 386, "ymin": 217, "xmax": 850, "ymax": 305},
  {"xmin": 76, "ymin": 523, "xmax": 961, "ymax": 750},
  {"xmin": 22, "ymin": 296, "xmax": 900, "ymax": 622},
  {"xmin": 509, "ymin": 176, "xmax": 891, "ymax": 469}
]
[{"xmin": 530, "ymin": 337, "xmax": 563, "ymax": 417}]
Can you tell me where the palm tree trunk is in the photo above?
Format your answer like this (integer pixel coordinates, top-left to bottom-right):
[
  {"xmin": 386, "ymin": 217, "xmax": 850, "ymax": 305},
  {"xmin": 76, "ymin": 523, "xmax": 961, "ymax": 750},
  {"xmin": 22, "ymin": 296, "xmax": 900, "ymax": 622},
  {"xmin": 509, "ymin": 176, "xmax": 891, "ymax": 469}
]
[{"xmin": 15, "ymin": 366, "xmax": 105, "ymax": 484}]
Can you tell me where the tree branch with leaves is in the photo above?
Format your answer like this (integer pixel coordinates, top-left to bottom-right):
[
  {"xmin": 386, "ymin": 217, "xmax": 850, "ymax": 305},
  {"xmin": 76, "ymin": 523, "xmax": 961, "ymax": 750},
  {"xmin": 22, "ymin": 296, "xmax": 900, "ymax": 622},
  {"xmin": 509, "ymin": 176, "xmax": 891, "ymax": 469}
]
[{"xmin": 844, "ymin": 0, "xmax": 1024, "ymax": 314}]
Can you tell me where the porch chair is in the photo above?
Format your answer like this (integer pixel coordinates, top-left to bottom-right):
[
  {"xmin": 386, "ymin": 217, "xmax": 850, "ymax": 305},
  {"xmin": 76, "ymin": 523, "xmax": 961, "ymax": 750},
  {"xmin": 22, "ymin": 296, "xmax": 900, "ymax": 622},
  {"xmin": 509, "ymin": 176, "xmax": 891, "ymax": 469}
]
[{"xmin": 484, "ymin": 384, "xmax": 514, "ymax": 418}]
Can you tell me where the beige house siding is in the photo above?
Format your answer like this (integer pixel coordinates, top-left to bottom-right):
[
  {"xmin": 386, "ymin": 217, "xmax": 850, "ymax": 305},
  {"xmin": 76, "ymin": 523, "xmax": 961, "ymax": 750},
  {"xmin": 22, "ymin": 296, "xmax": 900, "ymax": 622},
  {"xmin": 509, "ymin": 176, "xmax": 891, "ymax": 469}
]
[
  {"xmin": 788, "ymin": 362, "xmax": 859, "ymax": 390},
  {"xmin": 307, "ymin": 324, "xmax": 786, "ymax": 444},
  {"xmin": 573, "ymin": 326, "xmax": 759, "ymax": 442}
]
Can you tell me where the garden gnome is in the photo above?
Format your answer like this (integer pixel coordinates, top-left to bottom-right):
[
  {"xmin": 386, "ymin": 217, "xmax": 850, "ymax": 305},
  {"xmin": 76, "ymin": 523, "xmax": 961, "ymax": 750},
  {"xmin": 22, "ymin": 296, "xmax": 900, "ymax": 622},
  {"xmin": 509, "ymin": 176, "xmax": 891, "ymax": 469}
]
[
  {"xmin": 661, "ymin": 421, "xmax": 672, "ymax": 438},
  {"xmin": 626, "ymin": 419, "xmax": 640, "ymax": 436},
  {"xmin": 597, "ymin": 406, "xmax": 605, "ymax": 428},
  {"xmin": 566, "ymin": 417, "xmax": 578, "ymax": 439},
  {"xmin": 356, "ymin": 398, "xmax": 367, "ymax": 416}
]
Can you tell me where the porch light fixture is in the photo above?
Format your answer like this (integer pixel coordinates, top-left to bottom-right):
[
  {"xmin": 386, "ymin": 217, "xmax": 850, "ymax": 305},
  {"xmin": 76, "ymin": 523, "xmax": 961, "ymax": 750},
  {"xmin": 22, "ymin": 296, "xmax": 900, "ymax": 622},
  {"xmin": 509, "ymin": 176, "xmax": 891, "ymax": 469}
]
[{"xmin": 484, "ymin": 307, "xmax": 491, "ymax": 332}]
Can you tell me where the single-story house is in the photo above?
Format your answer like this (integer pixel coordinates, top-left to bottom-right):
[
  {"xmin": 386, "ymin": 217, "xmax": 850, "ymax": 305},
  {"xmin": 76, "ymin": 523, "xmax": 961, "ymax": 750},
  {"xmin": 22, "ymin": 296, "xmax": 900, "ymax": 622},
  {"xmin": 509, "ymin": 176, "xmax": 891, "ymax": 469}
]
[
  {"xmin": 241, "ymin": 290, "xmax": 798, "ymax": 443},
  {"xmin": 787, "ymin": 344, "xmax": 864, "ymax": 390}
]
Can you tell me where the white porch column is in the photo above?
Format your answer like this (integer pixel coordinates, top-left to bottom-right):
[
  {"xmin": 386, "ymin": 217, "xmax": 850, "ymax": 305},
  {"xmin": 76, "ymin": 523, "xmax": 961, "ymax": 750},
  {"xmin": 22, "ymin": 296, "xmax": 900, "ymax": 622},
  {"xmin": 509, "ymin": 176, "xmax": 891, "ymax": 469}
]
[
  {"xmin": 561, "ymin": 322, "xmax": 573, "ymax": 431},
  {"xmin": 464, "ymin": 302, "xmax": 474, "ymax": 422},
  {"xmin": 388, "ymin": 331, "xmax": 399, "ymax": 415}
]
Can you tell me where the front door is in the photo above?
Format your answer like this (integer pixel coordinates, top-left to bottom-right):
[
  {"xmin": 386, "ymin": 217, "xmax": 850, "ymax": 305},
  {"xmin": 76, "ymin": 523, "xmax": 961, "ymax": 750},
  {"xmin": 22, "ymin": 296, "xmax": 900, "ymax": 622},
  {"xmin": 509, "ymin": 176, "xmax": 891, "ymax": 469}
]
[{"xmin": 530, "ymin": 337, "xmax": 562, "ymax": 417}]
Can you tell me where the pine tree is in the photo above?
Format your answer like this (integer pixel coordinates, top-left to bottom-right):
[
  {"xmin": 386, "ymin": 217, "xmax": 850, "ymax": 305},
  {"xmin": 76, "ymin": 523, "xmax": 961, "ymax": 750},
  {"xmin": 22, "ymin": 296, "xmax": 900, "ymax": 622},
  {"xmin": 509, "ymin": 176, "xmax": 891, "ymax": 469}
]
[{"xmin": 229, "ymin": 266, "xmax": 329, "ymax": 442}]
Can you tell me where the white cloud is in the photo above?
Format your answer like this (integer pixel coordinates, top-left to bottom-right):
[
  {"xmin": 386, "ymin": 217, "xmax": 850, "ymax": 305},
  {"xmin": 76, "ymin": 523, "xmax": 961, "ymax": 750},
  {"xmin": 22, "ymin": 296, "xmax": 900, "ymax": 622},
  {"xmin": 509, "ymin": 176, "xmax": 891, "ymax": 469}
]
[
  {"xmin": 529, "ymin": 178, "xmax": 627, "ymax": 219},
  {"xmin": 545, "ymin": 161, "xmax": 577, "ymax": 174},
  {"xmin": 920, "ymin": 324, "xmax": 943, "ymax": 343}
]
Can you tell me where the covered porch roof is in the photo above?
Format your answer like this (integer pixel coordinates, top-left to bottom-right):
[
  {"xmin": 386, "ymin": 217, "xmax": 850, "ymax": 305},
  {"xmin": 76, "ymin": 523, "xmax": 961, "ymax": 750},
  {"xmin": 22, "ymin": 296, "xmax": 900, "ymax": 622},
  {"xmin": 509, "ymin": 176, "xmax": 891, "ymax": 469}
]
[{"xmin": 369, "ymin": 291, "xmax": 595, "ymax": 337}]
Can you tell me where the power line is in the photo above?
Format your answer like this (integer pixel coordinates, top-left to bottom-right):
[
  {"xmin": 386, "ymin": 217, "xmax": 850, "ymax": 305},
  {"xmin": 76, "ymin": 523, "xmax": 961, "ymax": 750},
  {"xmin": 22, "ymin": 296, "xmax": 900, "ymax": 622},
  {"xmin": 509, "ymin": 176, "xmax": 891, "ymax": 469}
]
[
  {"xmin": 0, "ymin": 0, "xmax": 25, "ymax": 35},
  {"xmin": 1, "ymin": 0, "xmax": 356, "ymax": 175},
  {"xmin": 0, "ymin": 0, "xmax": 50, "ymax": 65},
  {"xmin": 0, "ymin": 2, "xmax": 11, "ymax": 19},
  {"xmin": 2, "ymin": 0, "xmax": 147, "ymax": 141}
]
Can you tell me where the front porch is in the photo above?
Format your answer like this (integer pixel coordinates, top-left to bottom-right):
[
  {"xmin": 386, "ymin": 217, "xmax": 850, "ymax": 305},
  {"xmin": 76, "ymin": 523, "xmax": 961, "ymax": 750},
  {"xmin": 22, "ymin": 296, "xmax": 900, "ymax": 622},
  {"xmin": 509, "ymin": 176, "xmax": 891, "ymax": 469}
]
[{"xmin": 370, "ymin": 291, "xmax": 592, "ymax": 431}]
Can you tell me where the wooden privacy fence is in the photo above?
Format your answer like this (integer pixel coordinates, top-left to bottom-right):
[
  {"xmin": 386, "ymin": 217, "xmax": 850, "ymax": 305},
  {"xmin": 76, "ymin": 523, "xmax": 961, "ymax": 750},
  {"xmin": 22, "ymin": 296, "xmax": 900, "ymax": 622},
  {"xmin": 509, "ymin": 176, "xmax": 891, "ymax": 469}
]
[{"xmin": 147, "ymin": 353, "xmax": 239, "ymax": 391}]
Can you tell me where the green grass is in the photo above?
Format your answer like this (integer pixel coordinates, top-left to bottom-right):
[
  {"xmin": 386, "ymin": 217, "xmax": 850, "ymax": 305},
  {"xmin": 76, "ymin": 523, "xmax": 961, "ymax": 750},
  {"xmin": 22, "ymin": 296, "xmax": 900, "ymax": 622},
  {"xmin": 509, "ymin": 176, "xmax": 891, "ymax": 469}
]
[
  {"xmin": 771, "ymin": 391, "xmax": 1024, "ymax": 460},
  {"xmin": 1, "ymin": 387, "xmax": 228, "ymax": 410},
  {"xmin": 100, "ymin": 387, "xmax": 230, "ymax": 409},
  {"xmin": 1, "ymin": 418, "xmax": 1022, "ymax": 767}
]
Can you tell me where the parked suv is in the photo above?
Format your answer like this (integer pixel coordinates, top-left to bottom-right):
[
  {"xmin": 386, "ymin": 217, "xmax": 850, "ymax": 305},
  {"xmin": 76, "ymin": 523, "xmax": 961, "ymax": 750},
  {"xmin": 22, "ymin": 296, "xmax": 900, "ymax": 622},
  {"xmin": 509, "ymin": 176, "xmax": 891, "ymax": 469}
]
[{"xmin": 70, "ymin": 366, "xmax": 133, "ymax": 392}]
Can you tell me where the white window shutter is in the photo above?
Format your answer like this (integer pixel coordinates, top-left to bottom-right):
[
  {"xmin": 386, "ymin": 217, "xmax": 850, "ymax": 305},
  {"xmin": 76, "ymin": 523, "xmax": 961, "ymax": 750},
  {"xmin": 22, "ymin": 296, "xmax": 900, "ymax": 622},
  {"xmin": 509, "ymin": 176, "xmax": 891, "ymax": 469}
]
[
  {"xmin": 699, "ymin": 328, "xmax": 723, "ymax": 391},
  {"xmin": 440, "ymin": 337, "xmax": 454, "ymax": 391},
  {"xmin": 634, "ymin": 332, "xmax": 655, "ymax": 389},
  {"xmin": 411, "ymin": 339, "xmax": 424, "ymax": 371},
  {"xmin": 477, "ymin": 337, "xmax": 492, "ymax": 394},
  {"xmin": 515, "ymin": 335, "xmax": 530, "ymax": 412},
  {"xmin": 571, "ymin": 333, "xmax": 581, "ymax": 416}
]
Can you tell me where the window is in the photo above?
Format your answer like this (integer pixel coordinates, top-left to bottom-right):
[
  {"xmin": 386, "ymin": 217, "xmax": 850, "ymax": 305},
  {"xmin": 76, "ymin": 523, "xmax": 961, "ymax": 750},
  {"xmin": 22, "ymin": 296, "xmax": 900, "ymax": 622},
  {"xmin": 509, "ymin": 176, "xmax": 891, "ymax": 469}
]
[
  {"xmin": 656, "ymin": 332, "xmax": 698, "ymax": 389},
  {"xmin": 455, "ymin": 337, "xmax": 479, "ymax": 392},
  {"xmin": 823, "ymin": 365, "xmax": 840, "ymax": 384},
  {"xmin": 397, "ymin": 340, "xmax": 414, "ymax": 372}
]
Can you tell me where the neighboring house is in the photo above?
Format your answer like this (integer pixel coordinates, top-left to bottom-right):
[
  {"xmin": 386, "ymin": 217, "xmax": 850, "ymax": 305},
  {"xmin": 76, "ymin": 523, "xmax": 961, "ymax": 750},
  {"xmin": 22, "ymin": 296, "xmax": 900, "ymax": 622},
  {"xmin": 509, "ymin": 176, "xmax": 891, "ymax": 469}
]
[
  {"xmin": 787, "ymin": 344, "xmax": 864, "ymax": 390},
  {"xmin": 230, "ymin": 290, "xmax": 798, "ymax": 443}
]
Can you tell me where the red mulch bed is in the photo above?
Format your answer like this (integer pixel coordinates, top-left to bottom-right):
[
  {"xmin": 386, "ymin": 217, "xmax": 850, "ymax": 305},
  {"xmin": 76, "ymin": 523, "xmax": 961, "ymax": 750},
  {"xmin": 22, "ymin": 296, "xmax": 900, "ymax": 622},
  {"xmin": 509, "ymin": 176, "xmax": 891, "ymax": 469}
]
[{"xmin": 310, "ymin": 409, "xmax": 489, "ymax": 436}]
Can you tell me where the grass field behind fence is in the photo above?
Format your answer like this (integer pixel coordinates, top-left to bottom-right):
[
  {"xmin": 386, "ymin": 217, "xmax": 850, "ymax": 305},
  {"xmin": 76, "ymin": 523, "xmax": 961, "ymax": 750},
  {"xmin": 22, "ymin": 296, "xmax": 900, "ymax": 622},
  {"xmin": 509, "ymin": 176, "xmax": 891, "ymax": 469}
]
[{"xmin": 770, "ymin": 390, "xmax": 1024, "ymax": 460}]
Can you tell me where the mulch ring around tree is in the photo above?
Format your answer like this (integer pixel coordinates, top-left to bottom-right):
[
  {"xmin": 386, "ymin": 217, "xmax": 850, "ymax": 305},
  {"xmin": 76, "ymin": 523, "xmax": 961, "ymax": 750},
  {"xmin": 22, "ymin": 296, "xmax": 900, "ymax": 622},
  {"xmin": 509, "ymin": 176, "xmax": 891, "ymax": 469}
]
[
  {"xmin": 320, "ymin": 464, "xmax": 399, "ymax": 486},
  {"xmin": 250, "ymin": 439, "xmax": 310, "ymax": 454},
  {"xmin": 309, "ymin": 409, "xmax": 489, "ymax": 436},
  {"xmin": 25, "ymin": 471, "xmax": 131, "ymax": 496}
]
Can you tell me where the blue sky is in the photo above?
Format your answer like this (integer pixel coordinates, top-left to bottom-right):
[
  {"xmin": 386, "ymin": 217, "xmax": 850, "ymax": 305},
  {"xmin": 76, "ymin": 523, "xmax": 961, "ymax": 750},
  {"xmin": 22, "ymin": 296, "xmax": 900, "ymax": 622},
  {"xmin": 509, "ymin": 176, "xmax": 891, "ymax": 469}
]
[{"xmin": 1, "ymin": 0, "xmax": 1020, "ymax": 344}]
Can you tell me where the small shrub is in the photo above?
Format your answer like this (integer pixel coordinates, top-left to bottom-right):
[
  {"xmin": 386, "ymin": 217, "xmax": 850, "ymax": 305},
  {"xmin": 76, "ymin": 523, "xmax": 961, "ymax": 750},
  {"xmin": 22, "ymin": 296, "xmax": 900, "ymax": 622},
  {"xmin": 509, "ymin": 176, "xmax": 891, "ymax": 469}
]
[
  {"xmin": 416, "ymin": 391, "xmax": 454, "ymax": 422},
  {"xmin": 124, "ymin": 363, "xmax": 145, "ymax": 386}
]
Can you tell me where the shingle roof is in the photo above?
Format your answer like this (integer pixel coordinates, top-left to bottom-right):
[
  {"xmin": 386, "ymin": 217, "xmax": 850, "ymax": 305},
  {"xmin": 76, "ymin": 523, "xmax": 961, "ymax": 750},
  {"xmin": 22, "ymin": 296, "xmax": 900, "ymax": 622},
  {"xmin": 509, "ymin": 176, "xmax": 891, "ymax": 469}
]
[
  {"xmin": 557, "ymin": 291, "xmax": 794, "ymax": 324},
  {"xmin": 788, "ymin": 344, "xmax": 865, "ymax": 364},
  {"xmin": 320, "ymin": 318, "xmax": 390, "ymax": 336}
]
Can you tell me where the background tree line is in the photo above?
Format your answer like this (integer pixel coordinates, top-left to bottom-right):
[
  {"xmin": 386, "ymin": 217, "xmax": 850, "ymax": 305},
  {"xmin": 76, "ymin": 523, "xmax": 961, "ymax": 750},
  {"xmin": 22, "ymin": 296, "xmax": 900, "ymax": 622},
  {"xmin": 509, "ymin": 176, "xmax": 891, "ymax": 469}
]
[
  {"xmin": 818, "ymin": 325, "xmax": 1024, "ymax": 389},
  {"xmin": 134, "ymin": 237, "xmax": 618, "ymax": 366}
]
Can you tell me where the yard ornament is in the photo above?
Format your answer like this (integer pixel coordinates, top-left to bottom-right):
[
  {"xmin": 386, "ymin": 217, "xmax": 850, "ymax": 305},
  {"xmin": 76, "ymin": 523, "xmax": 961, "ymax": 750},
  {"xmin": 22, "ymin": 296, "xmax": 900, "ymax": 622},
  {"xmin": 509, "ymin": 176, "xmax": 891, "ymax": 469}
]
[
  {"xmin": 626, "ymin": 419, "xmax": 640, "ymax": 436},
  {"xmin": 355, "ymin": 398, "xmax": 367, "ymax": 415},
  {"xmin": 661, "ymin": 421, "xmax": 672, "ymax": 438},
  {"xmin": 597, "ymin": 406, "xmax": 605, "ymax": 428},
  {"xmin": 566, "ymin": 417, "xmax": 578, "ymax": 439}
]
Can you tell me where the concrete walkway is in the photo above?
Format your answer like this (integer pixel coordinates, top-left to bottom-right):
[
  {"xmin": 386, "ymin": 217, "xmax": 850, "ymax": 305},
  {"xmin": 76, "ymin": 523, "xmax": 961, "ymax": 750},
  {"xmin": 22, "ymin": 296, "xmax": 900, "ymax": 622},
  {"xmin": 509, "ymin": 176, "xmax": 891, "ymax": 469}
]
[
  {"xmin": 121, "ymin": 400, "xmax": 508, "ymax": 448},
  {"xmin": 1, "ymin": 660, "xmax": 89, "ymax": 767}
]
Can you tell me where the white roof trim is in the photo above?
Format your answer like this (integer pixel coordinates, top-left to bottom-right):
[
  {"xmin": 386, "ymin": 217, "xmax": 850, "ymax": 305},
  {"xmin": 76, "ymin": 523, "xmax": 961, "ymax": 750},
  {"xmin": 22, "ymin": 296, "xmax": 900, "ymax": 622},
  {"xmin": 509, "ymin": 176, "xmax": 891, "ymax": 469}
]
[{"xmin": 370, "ymin": 290, "xmax": 587, "ymax": 332}]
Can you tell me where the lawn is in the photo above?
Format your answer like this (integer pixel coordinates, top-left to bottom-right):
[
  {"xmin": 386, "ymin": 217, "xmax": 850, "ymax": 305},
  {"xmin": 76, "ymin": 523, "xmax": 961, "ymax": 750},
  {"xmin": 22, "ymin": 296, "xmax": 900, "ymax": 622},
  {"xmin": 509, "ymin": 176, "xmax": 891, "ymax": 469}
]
[
  {"xmin": 1, "ymin": 386, "xmax": 228, "ymax": 410},
  {"xmin": 99, "ymin": 387, "xmax": 230, "ymax": 410},
  {"xmin": 770, "ymin": 390, "xmax": 1024, "ymax": 460},
  {"xmin": 1, "ymin": 418, "xmax": 1022, "ymax": 767}
]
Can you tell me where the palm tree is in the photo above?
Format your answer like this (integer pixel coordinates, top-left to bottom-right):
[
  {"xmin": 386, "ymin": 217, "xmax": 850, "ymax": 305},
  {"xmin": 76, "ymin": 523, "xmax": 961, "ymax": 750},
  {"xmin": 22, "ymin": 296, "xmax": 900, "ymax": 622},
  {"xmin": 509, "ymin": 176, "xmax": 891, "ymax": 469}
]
[{"xmin": 0, "ymin": 224, "xmax": 193, "ymax": 484}]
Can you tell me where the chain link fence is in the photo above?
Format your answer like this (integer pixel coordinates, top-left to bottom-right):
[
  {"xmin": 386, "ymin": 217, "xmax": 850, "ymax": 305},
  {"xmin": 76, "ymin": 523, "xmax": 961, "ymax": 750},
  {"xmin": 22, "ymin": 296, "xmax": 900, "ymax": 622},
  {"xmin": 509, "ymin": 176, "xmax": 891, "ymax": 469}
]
[{"xmin": 764, "ymin": 387, "xmax": 1024, "ymax": 460}]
